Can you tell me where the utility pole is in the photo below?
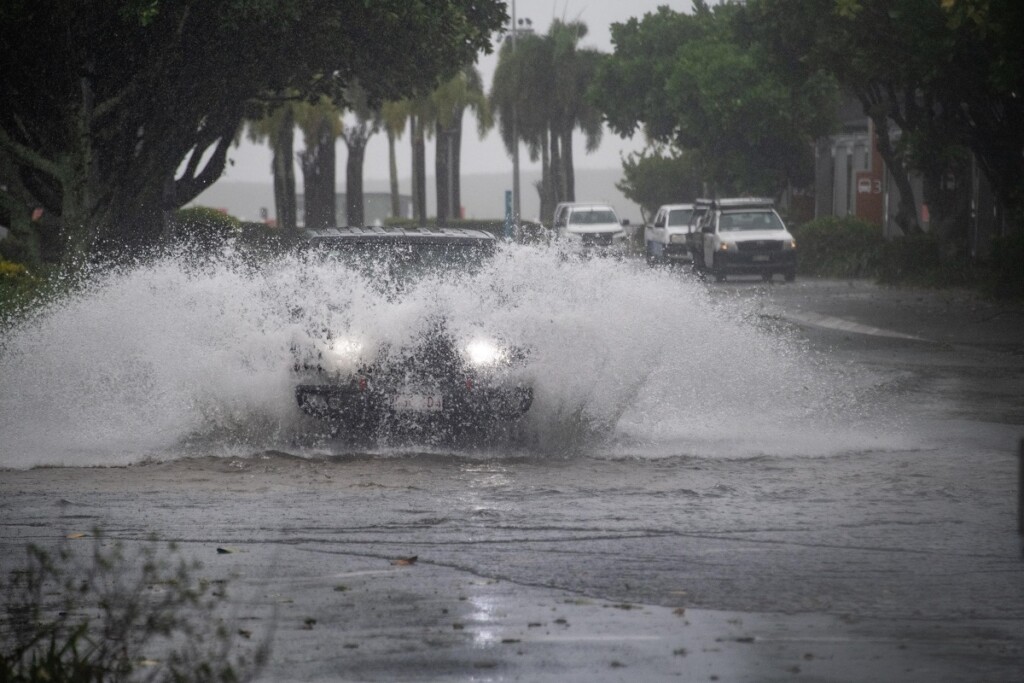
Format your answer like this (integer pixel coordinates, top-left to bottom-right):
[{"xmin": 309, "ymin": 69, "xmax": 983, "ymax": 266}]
[{"xmin": 511, "ymin": 0, "xmax": 520, "ymax": 229}]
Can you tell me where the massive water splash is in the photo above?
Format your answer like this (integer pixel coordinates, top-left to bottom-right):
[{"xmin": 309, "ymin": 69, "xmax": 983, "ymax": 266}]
[{"xmin": 0, "ymin": 244, "xmax": 888, "ymax": 468}]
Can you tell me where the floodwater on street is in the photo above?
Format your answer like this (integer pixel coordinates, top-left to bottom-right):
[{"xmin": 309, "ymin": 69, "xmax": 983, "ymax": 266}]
[{"xmin": 1, "ymin": 245, "xmax": 1022, "ymax": 681}]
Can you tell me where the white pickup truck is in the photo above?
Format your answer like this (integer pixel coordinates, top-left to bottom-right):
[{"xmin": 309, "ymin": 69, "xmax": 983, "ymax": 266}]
[
  {"xmin": 644, "ymin": 202, "xmax": 708, "ymax": 265},
  {"xmin": 688, "ymin": 198, "xmax": 797, "ymax": 282}
]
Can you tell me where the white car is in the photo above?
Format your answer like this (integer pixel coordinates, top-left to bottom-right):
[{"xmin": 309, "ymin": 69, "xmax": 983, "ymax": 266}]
[
  {"xmin": 551, "ymin": 202, "xmax": 629, "ymax": 250},
  {"xmin": 691, "ymin": 198, "xmax": 797, "ymax": 282},
  {"xmin": 644, "ymin": 203, "xmax": 699, "ymax": 265}
]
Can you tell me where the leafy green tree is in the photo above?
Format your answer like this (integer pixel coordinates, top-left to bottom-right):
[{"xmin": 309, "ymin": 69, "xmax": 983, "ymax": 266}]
[
  {"xmin": 592, "ymin": 2, "xmax": 837, "ymax": 198},
  {"xmin": 617, "ymin": 147, "xmax": 705, "ymax": 222},
  {"xmin": 0, "ymin": 0, "xmax": 507, "ymax": 265},
  {"xmin": 746, "ymin": 0, "xmax": 1024, "ymax": 242}
]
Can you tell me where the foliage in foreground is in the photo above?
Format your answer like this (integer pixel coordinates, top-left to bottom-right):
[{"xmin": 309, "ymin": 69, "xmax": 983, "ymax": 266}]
[
  {"xmin": 790, "ymin": 216, "xmax": 1024, "ymax": 299},
  {"xmin": 1, "ymin": 533, "xmax": 268, "ymax": 682}
]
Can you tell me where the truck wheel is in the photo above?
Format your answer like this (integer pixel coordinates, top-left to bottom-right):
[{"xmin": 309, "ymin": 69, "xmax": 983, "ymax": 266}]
[
  {"xmin": 645, "ymin": 242, "xmax": 656, "ymax": 265},
  {"xmin": 713, "ymin": 260, "xmax": 727, "ymax": 282},
  {"xmin": 784, "ymin": 268, "xmax": 796, "ymax": 282}
]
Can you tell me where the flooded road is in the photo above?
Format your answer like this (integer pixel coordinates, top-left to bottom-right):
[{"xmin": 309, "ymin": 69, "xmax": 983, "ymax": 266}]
[{"xmin": 1, "ymin": 250, "xmax": 1022, "ymax": 680}]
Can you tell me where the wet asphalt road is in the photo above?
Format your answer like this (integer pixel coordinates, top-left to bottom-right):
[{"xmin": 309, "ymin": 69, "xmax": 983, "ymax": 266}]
[{"xmin": 1, "ymin": 276, "xmax": 1022, "ymax": 681}]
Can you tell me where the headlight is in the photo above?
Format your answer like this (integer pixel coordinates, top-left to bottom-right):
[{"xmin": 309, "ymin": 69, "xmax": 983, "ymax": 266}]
[
  {"xmin": 717, "ymin": 241, "xmax": 736, "ymax": 252},
  {"xmin": 464, "ymin": 339, "xmax": 509, "ymax": 367},
  {"xmin": 322, "ymin": 337, "xmax": 365, "ymax": 372},
  {"xmin": 784, "ymin": 239, "xmax": 797, "ymax": 250}
]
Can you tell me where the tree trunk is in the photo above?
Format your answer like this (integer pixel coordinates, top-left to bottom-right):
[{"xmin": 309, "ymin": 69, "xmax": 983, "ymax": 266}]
[
  {"xmin": 560, "ymin": 124, "xmax": 575, "ymax": 202},
  {"xmin": 451, "ymin": 112, "xmax": 463, "ymax": 219},
  {"xmin": 346, "ymin": 138, "xmax": 366, "ymax": 227},
  {"xmin": 921, "ymin": 155, "xmax": 971, "ymax": 261},
  {"xmin": 411, "ymin": 115, "xmax": 427, "ymax": 226},
  {"xmin": 435, "ymin": 121, "xmax": 450, "ymax": 224},
  {"xmin": 537, "ymin": 131, "xmax": 554, "ymax": 223},
  {"xmin": 300, "ymin": 117, "xmax": 336, "ymax": 230},
  {"xmin": 549, "ymin": 126, "xmax": 563, "ymax": 207},
  {"xmin": 272, "ymin": 106, "xmax": 297, "ymax": 232},
  {"xmin": 870, "ymin": 112, "xmax": 921, "ymax": 235},
  {"xmin": 387, "ymin": 128, "xmax": 400, "ymax": 218}
]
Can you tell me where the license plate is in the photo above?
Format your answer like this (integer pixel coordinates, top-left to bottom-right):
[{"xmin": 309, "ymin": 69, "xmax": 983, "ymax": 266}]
[
  {"xmin": 752, "ymin": 254, "xmax": 770, "ymax": 262},
  {"xmin": 391, "ymin": 392, "xmax": 444, "ymax": 412}
]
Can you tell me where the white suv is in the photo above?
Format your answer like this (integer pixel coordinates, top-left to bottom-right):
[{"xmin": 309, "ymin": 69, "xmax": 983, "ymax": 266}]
[
  {"xmin": 552, "ymin": 203, "xmax": 629, "ymax": 250},
  {"xmin": 691, "ymin": 198, "xmax": 797, "ymax": 282}
]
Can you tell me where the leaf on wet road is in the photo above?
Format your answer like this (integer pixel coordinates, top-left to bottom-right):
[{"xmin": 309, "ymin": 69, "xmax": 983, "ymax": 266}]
[
  {"xmin": 66, "ymin": 532, "xmax": 88, "ymax": 539},
  {"xmin": 391, "ymin": 555, "xmax": 417, "ymax": 566}
]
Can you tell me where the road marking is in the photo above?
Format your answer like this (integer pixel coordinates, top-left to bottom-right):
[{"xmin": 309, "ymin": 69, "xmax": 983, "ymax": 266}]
[{"xmin": 781, "ymin": 311, "xmax": 926, "ymax": 341}]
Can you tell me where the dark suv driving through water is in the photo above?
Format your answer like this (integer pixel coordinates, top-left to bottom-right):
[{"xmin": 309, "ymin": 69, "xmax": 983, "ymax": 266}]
[{"xmin": 292, "ymin": 227, "xmax": 533, "ymax": 438}]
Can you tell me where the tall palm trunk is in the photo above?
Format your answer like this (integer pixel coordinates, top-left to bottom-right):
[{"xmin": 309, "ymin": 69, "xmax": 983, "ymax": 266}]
[
  {"xmin": 451, "ymin": 114, "xmax": 463, "ymax": 219},
  {"xmin": 411, "ymin": 115, "xmax": 427, "ymax": 225},
  {"xmin": 560, "ymin": 123, "xmax": 575, "ymax": 202},
  {"xmin": 272, "ymin": 107, "xmax": 297, "ymax": 232},
  {"xmin": 435, "ymin": 121, "xmax": 451, "ymax": 223},
  {"xmin": 537, "ymin": 130, "xmax": 555, "ymax": 223},
  {"xmin": 387, "ymin": 128, "xmax": 400, "ymax": 218},
  {"xmin": 300, "ymin": 117, "xmax": 336, "ymax": 230},
  {"xmin": 345, "ymin": 137, "xmax": 367, "ymax": 227}
]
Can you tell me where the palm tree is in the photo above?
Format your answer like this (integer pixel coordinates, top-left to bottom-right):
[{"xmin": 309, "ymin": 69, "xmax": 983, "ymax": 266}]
[
  {"xmin": 489, "ymin": 20, "xmax": 604, "ymax": 222},
  {"xmin": 246, "ymin": 103, "xmax": 298, "ymax": 232},
  {"xmin": 338, "ymin": 84, "xmax": 380, "ymax": 228},
  {"xmin": 294, "ymin": 97, "xmax": 342, "ymax": 229},
  {"xmin": 380, "ymin": 100, "xmax": 410, "ymax": 218},
  {"xmin": 432, "ymin": 67, "xmax": 492, "ymax": 223},
  {"xmin": 549, "ymin": 20, "xmax": 604, "ymax": 204},
  {"xmin": 406, "ymin": 95, "xmax": 434, "ymax": 226}
]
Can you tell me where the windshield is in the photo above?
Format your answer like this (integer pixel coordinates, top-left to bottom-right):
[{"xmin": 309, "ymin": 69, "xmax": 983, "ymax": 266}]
[
  {"xmin": 311, "ymin": 240, "xmax": 494, "ymax": 285},
  {"xmin": 569, "ymin": 209, "xmax": 618, "ymax": 225},
  {"xmin": 667, "ymin": 209, "xmax": 693, "ymax": 227},
  {"xmin": 718, "ymin": 211, "xmax": 784, "ymax": 232}
]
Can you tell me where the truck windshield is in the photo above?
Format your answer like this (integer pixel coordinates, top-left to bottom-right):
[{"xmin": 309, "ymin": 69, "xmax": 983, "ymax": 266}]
[
  {"xmin": 718, "ymin": 211, "xmax": 784, "ymax": 232},
  {"xmin": 569, "ymin": 210, "xmax": 618, "ymax": 225},
  {"xmin": 667, "ymin": 209, "xmax": 693, "ymax": 226}
]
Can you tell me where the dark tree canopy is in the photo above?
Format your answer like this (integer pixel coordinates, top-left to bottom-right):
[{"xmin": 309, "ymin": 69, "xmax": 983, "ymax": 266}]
[
  {"xmin": 744, "ymin": 0, "xmax": 1024, "ymax": 231},
  {"xmin": 591, "ymin": 2, "xmax": 837, "ymax": 198},
  {"xmin": 0, "ymin": 0, "xmax": 506, "ymax": 263}
]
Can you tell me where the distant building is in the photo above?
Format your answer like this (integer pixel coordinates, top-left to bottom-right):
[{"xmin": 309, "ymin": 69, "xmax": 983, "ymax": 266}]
[{"xmin": 814, "ymin": 97, "xmax": 1002, "ymax": 258}]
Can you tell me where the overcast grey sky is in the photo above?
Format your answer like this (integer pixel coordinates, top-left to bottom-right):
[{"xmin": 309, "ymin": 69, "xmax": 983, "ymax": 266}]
[{"xmin": 219, "ymin": 0, "xmax": 693, "ymax": 185}]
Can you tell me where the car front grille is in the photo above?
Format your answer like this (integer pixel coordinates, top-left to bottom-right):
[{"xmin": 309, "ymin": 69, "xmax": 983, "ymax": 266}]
[
  {"xmin": 580, "ymin": 233, "xmax": 614, "ymax": 246},
  {"xmin": 736, "ymin": 240, "xmax": 783, "ymax": 253}
]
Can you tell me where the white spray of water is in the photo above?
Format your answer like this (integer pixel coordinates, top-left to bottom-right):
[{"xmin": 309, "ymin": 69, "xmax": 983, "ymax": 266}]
[{"xmin": 0, "ymin": 245, "xmax": 891, "ymax": 468}]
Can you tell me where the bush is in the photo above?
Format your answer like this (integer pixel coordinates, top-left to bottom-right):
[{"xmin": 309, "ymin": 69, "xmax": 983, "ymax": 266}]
[
  {"xmin": 789, "ymin": 216, "xmax": 885, "ymax": 278},
  {"xmin": 0, "ymin": 259, "xmax": 47, "ymax": 321},
  {"xmin": 1, "ymin": 532, "xmax": 268, "ymax": 682},
  {"xmin": 876, "ymin": 234, "xmax": 978, "ymax": 288},
  {"xmin": 982, "ymin": 233, "xmax": 1024, "ymax": 300}
]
